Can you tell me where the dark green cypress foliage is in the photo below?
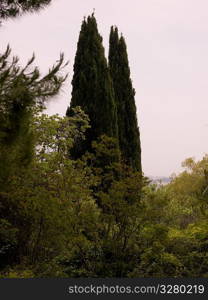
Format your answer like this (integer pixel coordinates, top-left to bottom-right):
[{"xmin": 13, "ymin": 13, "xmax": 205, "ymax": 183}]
[
  {"xmin": 109, "ymin": 26, "xmax": 142, "ymax": 172},
  {"xmin": 67, "ymin": 15, "xmax": 118, "ymax": 157}
]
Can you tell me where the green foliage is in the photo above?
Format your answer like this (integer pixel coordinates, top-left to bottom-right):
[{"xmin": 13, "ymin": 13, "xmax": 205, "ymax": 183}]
[
  {"xmin": 0, "ymin": 268, "xmax": 35, "ymax": 278},
  {"xmin": 0, "ymin": 108, "xmax": 99, "ymax": 274},
  {"xmin": 0, "ymin": 49, "xmax": 68, "ymax": 272},
  {"xmin": 1, "ymin": 9, "xmax": 208, "ymax": 278},
  {"xmin": 2, "ymin": 105, "xmax": 208, "ymax": 277},
  {"xmin": 129, "ymin": 156, "xmax": 208, "ymax": 277},
  {"xmin": 0, "ymin": 15, "xmax": 68, "ymax": 270},
  {"xmin": 0, "ymin": 46, "xmax": 67, "ymax": 187},
  {"xmin": 75, "ymin": 135, "xmax": 143, "ymax": 277}
]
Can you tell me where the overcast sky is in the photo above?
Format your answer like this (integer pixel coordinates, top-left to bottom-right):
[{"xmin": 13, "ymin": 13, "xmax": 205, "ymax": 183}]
[{"xmin": 1, "ymin": 0, "xmax": 208, "ymax": 176}]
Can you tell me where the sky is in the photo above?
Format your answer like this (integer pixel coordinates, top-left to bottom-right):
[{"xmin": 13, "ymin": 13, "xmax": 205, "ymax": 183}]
[{"xmin": 1, "ymin": 0, "xmax": 208, "ymax": 177}]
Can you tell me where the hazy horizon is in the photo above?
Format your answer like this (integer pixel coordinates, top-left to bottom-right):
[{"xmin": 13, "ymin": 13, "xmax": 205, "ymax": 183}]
[{"xmin": 1, "ymin": 0, "xmax": 208, "ymax": 177}]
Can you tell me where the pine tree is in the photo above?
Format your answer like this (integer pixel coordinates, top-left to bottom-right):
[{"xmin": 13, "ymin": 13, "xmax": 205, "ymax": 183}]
[
  {"xmin": 0, "ymin": 0, "xmax": 51, "ymax": 20},
  {"xmin": 0, "ymin": 2, "xmax": 67, "ymax": 269},
  {"xmin": 67, "ymin": 14, "xmax": 118, "ymax": 157},
  {"xmin": 0, "ymin": 47, "xmax": 67, "ymax": 187},
  {"xmin": 109, "ymin": 26, "xmax": 142, "ymax": 172}
]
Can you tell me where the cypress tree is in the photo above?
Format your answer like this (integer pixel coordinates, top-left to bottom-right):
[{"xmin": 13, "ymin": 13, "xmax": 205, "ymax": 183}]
[
  {"xmin": 109, "ymin": 26, "xmax": 142, "ymax": 172},
  {"xmin": 67, "ymin": 14, "xmax": 118, "ymax": 157}
]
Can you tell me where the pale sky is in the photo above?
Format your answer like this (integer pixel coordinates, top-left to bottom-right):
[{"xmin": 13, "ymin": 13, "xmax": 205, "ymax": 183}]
[{"xmin": 1, "ymin": 0, "xmax": 208, "ymax": 176}]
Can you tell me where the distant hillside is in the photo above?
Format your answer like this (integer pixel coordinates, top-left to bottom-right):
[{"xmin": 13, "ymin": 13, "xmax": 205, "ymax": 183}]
[{"xmin": 148, "ymin": 176, "xmax": 171, "ymax": 185}]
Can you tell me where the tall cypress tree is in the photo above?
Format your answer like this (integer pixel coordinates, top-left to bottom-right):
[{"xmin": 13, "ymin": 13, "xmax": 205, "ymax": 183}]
[
  {"xmin": 67, "ymin": 14, "xmax": 118, "ymax": 157},
  {"xmin": 109, "ymin": 26, "xmax": 142, "ymax": 172}
]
